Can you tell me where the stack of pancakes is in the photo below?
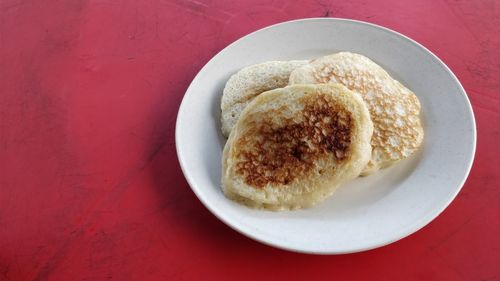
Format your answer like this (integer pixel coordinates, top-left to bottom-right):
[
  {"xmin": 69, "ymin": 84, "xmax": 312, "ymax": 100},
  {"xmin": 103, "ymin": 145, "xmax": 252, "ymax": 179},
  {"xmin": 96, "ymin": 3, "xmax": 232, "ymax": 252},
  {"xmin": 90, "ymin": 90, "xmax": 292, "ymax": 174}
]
[{"xmin": 220, "ymin": 52, "xmax": 424, "ymax": 211}]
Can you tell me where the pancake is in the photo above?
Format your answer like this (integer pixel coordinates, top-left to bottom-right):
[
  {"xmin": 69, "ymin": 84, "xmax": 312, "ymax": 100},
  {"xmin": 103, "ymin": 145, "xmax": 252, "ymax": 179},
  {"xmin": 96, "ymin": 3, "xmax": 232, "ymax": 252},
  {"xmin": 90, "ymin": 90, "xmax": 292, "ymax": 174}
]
[
  {"xmin": 220, "ymin": 60, "xmax": 307, "ymax": 137},
  {"xmin": 222, "ymin": 84, "xmax": 373, "ymax": 210},
  {"xmin": 289, "ymin": 52, "xmax": 424, "ymax": 175}
]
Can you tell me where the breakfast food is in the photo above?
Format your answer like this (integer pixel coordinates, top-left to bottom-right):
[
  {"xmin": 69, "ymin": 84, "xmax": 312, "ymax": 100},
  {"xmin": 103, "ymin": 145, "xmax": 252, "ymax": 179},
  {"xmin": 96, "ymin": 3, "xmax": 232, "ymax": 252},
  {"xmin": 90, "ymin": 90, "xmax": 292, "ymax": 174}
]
[
  {"xmin": 219, "ymin": 52, "xmax": 424, "ymax": 210},
  {"xmin": 220, "ymin": 60, "xmax": 307, "ymax": 137},
  {"xmin": 289, "ymin": 52, "xmax": 424, "ymax": 175},
  {"xmin": 221, "ymin": 84, "xmax": 373, "ymax": 210}
]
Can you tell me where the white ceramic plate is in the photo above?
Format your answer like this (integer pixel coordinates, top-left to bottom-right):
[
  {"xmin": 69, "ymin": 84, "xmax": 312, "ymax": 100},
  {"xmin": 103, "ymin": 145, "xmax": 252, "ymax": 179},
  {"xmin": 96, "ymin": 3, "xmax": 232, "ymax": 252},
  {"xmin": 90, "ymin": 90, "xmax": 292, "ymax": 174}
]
[{"xmin": 175, "ymin": 18, "xmax": 476, "ymax": 254}]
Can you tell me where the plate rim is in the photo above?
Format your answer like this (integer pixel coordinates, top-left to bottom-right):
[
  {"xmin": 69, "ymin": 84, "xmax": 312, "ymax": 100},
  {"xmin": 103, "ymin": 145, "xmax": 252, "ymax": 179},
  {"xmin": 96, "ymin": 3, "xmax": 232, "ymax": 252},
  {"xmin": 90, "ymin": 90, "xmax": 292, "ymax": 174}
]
[{"xmin": 175, "ymin": 17, "xmax": 477, "ymax": 254}]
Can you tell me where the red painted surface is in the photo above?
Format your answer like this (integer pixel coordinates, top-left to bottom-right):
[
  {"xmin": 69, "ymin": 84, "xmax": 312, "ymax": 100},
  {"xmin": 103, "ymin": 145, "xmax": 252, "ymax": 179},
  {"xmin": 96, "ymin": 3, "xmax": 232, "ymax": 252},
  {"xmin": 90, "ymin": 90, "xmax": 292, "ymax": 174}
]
[{"xmin": 1, "ymin": 0, "xmax": 499, "ymax": 280}]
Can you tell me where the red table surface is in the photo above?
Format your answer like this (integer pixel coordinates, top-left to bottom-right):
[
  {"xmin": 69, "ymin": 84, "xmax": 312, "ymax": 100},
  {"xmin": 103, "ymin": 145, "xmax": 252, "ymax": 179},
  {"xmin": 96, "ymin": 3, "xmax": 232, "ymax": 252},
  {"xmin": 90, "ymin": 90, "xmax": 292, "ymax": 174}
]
[{"xmin": 1, "ymin": 0, "xmax": 499, "ymax": 280}]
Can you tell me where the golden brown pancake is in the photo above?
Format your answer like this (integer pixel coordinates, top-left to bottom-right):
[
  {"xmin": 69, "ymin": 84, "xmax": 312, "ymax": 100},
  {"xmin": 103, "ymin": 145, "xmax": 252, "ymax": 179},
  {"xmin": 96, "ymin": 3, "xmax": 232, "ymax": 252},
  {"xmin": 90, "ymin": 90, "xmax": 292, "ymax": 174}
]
[
  {"xmin": 289, "ymin": 52, "xmax": 424, "ymax": 175},
  {"xmin": 222, "ymin": 83, "xmax": 373, "ymax": 210}
]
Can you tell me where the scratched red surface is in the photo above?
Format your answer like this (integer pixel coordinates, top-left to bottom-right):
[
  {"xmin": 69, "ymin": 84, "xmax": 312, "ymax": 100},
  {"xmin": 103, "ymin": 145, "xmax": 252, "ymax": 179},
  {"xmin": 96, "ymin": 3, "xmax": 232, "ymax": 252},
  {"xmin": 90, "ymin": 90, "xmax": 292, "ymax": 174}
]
[{"xmin": 1, "ymin": 0, "xmax": 499, "ymax": 280}]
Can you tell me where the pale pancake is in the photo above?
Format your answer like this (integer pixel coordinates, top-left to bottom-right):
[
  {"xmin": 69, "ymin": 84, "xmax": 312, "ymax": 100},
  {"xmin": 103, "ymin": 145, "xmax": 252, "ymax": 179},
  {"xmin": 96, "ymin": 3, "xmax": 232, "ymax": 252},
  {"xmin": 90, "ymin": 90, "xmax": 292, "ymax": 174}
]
[{"xmin": 221, "ymin": 60, "xmax": 307, "ymax": 137}]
